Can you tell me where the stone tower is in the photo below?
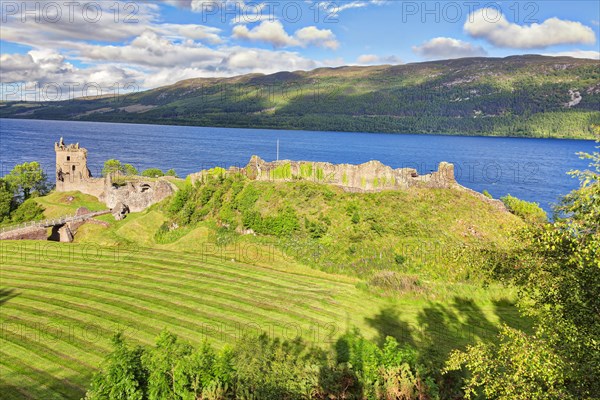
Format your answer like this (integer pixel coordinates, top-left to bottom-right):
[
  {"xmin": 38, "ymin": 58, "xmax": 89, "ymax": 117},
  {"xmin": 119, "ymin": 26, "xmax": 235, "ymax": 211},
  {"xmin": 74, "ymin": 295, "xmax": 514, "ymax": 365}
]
[{"xmin": 55, "ymin": 137, "xmax": 93, "ymax": 191}]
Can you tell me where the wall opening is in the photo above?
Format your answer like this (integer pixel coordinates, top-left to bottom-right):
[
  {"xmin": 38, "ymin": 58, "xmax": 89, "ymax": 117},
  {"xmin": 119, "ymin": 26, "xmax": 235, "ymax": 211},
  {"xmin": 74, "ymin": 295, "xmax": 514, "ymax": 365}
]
[{"xmin": 67, "ymin": 156, "xmax": 71, "ymax": 161}]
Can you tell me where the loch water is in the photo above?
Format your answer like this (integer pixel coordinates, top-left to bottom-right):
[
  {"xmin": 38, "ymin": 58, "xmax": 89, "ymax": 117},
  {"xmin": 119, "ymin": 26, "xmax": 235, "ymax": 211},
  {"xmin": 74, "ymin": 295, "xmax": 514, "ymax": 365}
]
[{"xmin": 1, "ymin": 118, "xmax": 596, "ymax": 212}]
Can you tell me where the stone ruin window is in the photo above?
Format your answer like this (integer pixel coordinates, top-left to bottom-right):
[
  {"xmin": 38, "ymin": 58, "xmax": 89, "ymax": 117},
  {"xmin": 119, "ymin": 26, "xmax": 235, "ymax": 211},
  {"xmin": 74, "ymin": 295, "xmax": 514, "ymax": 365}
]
[
  {"xmin": 72, "ymin": 165, "xmax": 76, "ymax": 171},
  {"xmin": 67, "ymin": 156, "xmax": 71, "ymax": 161}
]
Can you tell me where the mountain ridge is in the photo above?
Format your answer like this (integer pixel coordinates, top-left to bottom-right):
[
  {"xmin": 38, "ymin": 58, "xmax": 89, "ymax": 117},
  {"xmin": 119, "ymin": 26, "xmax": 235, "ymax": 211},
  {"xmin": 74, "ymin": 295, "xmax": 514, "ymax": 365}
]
[{"xmin": 1, "ymin": 55, "xmax": 599, "ymax": 139}]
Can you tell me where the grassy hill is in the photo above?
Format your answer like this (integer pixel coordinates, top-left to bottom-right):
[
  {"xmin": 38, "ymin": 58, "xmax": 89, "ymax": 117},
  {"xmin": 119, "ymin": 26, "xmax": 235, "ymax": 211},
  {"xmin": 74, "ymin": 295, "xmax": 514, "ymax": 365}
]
[
  {"xmin": 0, "ymin": 179, "xmax": 531, "ymax": 398},
  {"xmin": 1, "ymin": 55, "xmax": 599, "ymax": 139}
]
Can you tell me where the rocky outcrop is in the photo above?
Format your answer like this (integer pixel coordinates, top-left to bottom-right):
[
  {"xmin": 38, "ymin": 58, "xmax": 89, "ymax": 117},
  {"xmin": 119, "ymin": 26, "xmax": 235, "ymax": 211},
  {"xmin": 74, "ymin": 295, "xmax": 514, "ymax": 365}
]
[{"xmin": 225, "ymin": 156, "xmax": 457, "ymax": 192}]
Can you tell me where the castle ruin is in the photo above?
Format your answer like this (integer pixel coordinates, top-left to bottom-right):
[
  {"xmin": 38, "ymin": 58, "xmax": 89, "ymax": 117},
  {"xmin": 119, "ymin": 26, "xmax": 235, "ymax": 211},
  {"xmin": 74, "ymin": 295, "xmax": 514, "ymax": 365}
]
[
  {"xmin": 192, "ymin": 156, "xmax": 458, "ymax": 191},
  {"xmin": 55, "ymin": 137, "xmax": 104, "ymax": 198},
  {"xmin": 55, "ymin": 138, "xmax": 175, "ymax": 212}
]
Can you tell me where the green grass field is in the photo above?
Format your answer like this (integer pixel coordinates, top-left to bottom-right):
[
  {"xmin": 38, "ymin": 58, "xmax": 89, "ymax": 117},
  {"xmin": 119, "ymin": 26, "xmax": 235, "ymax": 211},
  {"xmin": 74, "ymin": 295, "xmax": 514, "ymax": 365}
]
[{"xmin": 0, "ymin": 190, "xmax": 529, "ymax": 399}]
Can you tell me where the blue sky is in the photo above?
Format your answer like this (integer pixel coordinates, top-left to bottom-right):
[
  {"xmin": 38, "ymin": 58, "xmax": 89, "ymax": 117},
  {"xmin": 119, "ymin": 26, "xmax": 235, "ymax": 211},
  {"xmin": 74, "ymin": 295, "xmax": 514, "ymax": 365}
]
[{"xmin": 1, "ymin": 0, "xmax": 599, "ymax": 99}]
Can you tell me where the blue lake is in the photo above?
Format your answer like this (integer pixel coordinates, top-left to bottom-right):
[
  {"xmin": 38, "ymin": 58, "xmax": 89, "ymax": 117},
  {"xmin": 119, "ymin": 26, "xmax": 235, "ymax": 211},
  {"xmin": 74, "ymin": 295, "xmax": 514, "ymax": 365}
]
[{"xmin": 0, "ymin": 118, "xmax": 596, "ymax": 212}]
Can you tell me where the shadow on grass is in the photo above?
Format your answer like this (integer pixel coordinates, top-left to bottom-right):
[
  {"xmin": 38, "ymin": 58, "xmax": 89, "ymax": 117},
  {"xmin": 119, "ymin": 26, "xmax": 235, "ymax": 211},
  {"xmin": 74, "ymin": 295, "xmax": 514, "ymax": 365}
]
[
  {"xmin": 0, "ymin": 287, "xmax": 19, "ymax": 306},
  {"xmin": 364, "ymin": 306, "xmax": 416, "ymax": 347},
  {"xmin": 492, "ymin": 297, "xmax": 535, "ymax": 334},
  {"xmin": 365, "ymin": 295, "xmax": 534, "ymax": 365}
]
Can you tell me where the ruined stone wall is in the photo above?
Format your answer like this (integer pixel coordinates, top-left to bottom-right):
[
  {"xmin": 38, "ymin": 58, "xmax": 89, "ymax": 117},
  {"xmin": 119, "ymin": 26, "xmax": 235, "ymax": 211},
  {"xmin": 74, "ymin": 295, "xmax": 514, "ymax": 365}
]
[
  {"xmin": 100, "ymin": 175, "xmax": 176, "ymax": 212},
  {"xmin": 227, "ymin": 156, "xmax": 457, "ymax": 192},
  {"xmin": 0, "ymin": 227, "xmax": 48, "ymax": 241}
]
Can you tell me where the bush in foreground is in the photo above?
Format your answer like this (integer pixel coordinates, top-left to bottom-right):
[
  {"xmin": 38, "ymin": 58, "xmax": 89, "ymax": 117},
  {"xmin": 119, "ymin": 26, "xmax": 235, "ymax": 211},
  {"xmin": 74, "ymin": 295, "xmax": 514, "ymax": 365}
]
[{"xmin": 85, "ymin": 330, "xmax": 439, "ymax": 400}]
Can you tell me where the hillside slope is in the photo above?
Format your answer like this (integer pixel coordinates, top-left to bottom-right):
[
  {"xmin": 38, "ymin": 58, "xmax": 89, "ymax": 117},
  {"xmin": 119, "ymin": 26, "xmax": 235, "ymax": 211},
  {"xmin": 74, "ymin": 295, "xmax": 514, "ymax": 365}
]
[
  {"xmin": 2, "ymin": 55, "xmax": 599, "ymax": 138},
  {"xmin": 0, "ymin": 183, "xmax": 528, "ymax": 398}
]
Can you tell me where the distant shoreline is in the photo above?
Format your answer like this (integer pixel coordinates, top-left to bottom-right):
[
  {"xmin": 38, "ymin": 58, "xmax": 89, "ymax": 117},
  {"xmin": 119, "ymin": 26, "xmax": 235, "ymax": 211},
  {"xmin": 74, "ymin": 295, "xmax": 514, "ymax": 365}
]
[{"xmin": 1, "ymin": 116, "xmax": 596, "ymax": 141}]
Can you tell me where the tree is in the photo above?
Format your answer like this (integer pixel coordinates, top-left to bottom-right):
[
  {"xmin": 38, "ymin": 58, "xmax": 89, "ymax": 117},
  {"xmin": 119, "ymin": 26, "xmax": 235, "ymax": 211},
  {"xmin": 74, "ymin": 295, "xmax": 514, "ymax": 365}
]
[
  {"xmin": 0, "ymin": 179, "xmax": 13, "ymax": 223},
  {"xmin": 165, "ymin": 169, "xmax": 178, "ymax": 177},
  {"xmin": 102, "ymin": 159, "xmax": 124, "ymax": 176},
  {"xmin": 141, "ymin": 168, "xmax": 164, "ymax": 178},
  {"xmin": 85, "ymin": 333, "xmax": 147, "ymax": 400},
  {"xmin": 124, "ymin": 164, "xmax": 138, "ymax": 176},
  {"xmin": 4, "ymin": 161, "xmax": 49, "ymax": 201},
  {"xmin": 446, "ymin": 139, "xmax": 600, "ymax": 399}
]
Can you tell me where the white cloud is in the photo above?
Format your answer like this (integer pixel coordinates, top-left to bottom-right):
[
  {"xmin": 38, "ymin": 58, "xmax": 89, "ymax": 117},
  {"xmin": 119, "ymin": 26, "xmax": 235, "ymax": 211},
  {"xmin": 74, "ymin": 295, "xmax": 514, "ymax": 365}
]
[
  {"xmin": 295, "ymin": 26, "xmax": 338, "ymax": 49},
  {"xmin": 232, "ymin": 20, "xmax": 339, "ymax": 49},
  {"xmin": 0, "ymin": 1, "xmax": 225, "ymax": 49},
  {"xmin": 412, "ymin": 37, "xmax": 487, "ymax": 60},
  {"xmin": 0, "ymin": 0, "xmax": 329, "ymax": 98},
  {"xmin": 355, "ymin": 54, "xmax": 402, "ymax": 65},
  {"xmin": 233, "ymin": 20, "xmax": 299, "ymax": 47},
  {"xmin": 542, "ymin": 50, "xmax": 600, "ymax": 60},
  {"xmin": 465, "ymin": 8, "xmax": 596, "ymax": 49}
]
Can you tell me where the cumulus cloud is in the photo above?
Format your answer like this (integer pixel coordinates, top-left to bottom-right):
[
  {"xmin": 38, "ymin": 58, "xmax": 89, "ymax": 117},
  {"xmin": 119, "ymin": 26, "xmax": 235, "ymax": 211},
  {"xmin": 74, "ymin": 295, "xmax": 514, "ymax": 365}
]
[
  {"xmin": 0, "ymin": 1, "xmax": 224, "ymax": 48},
  {"xmin": 542, "ymin": 50, "xmax": 600, "ymax": 60},
  {"xmin": 355, "ymin": 54, "xmax": 402, "ymax": 65},
  {"xmin": 0, "ymin": 0, "xmax": 329, "ymax": 99},
  {"xmin": 232, "ymin": 20, "xmax": 339, "ymax": 49},
  {"xmin": 465, "ymin": 8, "xmax": 596, "ymax": 49},
  {"xmin": 412, "ymin": 37, "xmax": 487, "ymax": 60},
  {"xmin": 294, "ymin": 26, "xmax": 339, "ymax": 49},
  {"xmin": 233, "ymin": 20, "xmax": 298, "ymax": 47}
]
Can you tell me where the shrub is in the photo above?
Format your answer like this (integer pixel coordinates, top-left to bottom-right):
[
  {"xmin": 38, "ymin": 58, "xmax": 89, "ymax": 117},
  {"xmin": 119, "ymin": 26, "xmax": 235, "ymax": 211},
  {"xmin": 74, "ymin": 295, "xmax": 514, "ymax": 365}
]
[
  {"xmin": 501, "ymin": 194, "xmax": 547, "ymax": 224},
  {"xmin": 369, "ymin": 271, "xmax": 423, "ymax": 294},
  {"xmin": 124, "ymin": 164, "xmax": 138, "ymax": 176},
  {"xmin": 86, "ymin": 330, "xmax": 440, "ymax": 400},
  {"xmin": 141, "ymin": 168, "xmax": 164, "ymax": 178}
]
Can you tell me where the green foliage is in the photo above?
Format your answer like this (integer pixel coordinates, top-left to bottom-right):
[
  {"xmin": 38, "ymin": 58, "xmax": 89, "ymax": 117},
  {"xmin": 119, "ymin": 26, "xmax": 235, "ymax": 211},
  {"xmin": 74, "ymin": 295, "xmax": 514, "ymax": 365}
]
[
  {"xmin": 102, "ymin": 159, "xmax": 124, "ymax": 176},
  {"xmin": 270, "ymin": 162, "xmax": 292, "ymax": 179},
  {"xmin": 501, "ymin": 194, "xmax": 547, "ymax": 224},
  {"xmin": 482, "ymin": 190, "xmax": 492, "ymax": 199},
  {"xmin": 1, "ymin": 163, "xmax": 49, "ymax": 225},
  {"xmin": 124, "ymin": 164, "xmax": 138, "ymax": 176},
  {"xmin": 4, "ymin": 161, "xmax": 49, "ymax": 201},
  {"xmin": 244, "ymin": 205, "xmax": 300, "ymax": 237},
  {"xmin": 10, "ymin": 199, "xmax": 45, "ymax": 223},
  {"xmin": 165, "ymin": 169, "xmax": 178, "ymax": 177},
  {"xmin": 304, "ymin": 216, "xmax": 328, "ymax": 239},
  {"xmin": 85, "ymin": 333, "xmax": 147, "ymax": 400},
  {"xmin": 446, "ymin": 327, "xmax": 572, "ymax": 400},
  {"xmin": 141, "ymin": 168, "xmax": 164, "ymax": 178},
  {"xmin": 447, "ymin": 143, "xmax": 600, "ymax": 398},
  {"xmin": 0, "ymin": 179, "xmax": 13, "ymax": 223},
  {"xmin": 86, "ymin": 330, "xmax": 441, "ymax": 400}
]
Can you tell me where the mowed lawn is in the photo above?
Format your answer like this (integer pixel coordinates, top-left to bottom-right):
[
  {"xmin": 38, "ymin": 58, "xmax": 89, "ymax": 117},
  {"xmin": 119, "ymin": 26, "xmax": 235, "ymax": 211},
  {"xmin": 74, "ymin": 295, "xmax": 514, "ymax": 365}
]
[{"xmin": 0, "ymin": 239, "xmax": 524, "ymax": 400}]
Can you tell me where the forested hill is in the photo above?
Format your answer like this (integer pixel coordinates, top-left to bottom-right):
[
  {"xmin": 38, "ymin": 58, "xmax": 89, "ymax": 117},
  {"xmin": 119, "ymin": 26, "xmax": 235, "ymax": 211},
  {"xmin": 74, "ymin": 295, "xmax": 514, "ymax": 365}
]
[{"xmin": 2, "ymin": 55, "xmax": 599, "ymax": 139}]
